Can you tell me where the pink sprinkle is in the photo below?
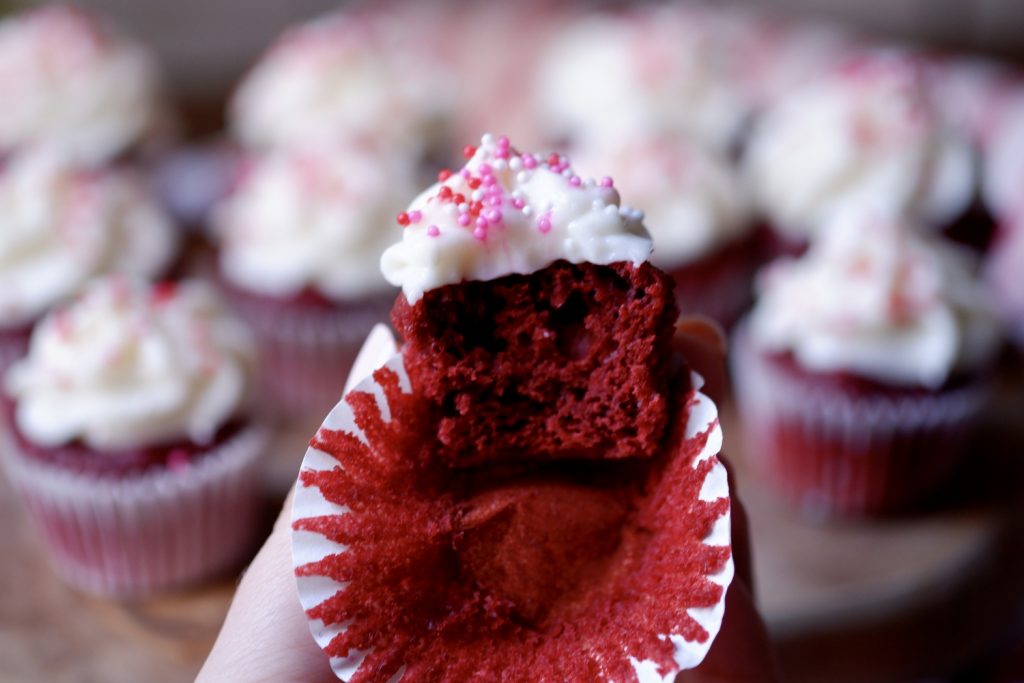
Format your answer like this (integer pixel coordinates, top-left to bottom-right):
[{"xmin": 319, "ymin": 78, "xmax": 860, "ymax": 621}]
[
  {"xmin": 427, "ymin": 225, "xmax": 440, "ymax": 237},
  {"xmin": 473, "ymin": 226, "xmax": 487, "ymax": 240},
  {"xmin": 600, "ymin": 176, "xmax": 614, "ymax": 188},
  {"xmin": 461, "ymin": 168, "xmax": 472, "ymax": 179},
  {"xmin": 483, "ymin": 174, "xmax": 498, "ymax": 186},
  {"xmin": 457, "ymin": 213, "xmax": 471, "ymax": 226},
  {"xmin": 569, "ymin": 175, "xmax": 581, "ymax": 187},
  {"xmin": 488, "ymin": 195, "xmax": 503, "ymax": 207},
  {"xmin": 522, "ymin": 154, "xmax": 537, "ymax": 169},
  {"xmin": 476, "ymin": 216, "xmax": 488, "ymax": 229},
  {"xmin": 497, "ymin": 135, "xmax": 510, "ymax": 148},
  {"xmin": 407, "ymin": 210, "xmax": 422, "ymax": 223},
  {"xmin": 537, "ymin": 216, "xmax": 552, "ymax": 234},
  {"xmin": 484, "ymin": 208, "xmax": 503, "ymax": 223},
  {"xmin": 512, "ymin": 198, "xmax": 525, "ymax": 209},
  {"xmin": 479, "ymin": 163, "xmax": 492, "ymax": 175}
]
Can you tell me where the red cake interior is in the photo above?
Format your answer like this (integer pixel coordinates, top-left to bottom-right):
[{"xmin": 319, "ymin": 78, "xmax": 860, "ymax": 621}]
[{"xmin": 391, "ymin": 260, "xmax": 679, "ymax": 467}]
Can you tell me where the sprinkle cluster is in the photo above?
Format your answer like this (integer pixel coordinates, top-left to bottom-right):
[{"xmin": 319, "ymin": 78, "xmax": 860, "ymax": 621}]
[{"xmin": 395, "ymin": 134, "xmax": 619, "ymax": 242}]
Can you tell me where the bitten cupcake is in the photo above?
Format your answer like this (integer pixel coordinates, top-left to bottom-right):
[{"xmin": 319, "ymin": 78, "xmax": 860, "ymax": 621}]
[
  {"xmin": 292, "ymin": 135, "xmax": 734, "ymax": 681},
  {"xmin": 229, "ymin": 8, "xmax": 452, "ymax": 166},
  {"xmin": 0, "ymin": 4, "xmax": 166, "ymax": 165},
  {"xmin": 744, "ymin": 52, "xmax": 984, "ymax": 255},
  {"xmin": 0, "ymin": 149, "xmax": 177, "ymax": 373},
  {"xmin": 572, "ymin": 135, "xmax": 757, "ymax": 327},
  {"xmin": 1, "ymin": 277, "xmax": 266, "ymax": 596},
  {"xmin": 213, "ymin": 138, "xmax": 415, "ymax": 418},
  {"xmin": 732, "ymin": 211, "xmax": 1001, "ymax": 516}
]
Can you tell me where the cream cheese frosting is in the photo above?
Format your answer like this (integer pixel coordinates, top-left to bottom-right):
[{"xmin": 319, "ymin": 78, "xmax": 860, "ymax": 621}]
[
  {"xmin": 749, "ymin": 211, "xmax": 1000, "ymax": 389},
  {"xmin": 0, "ymin": 149, "xmax": 177, "ymax": 328},
  {"xmin": 534, "ymin": 7, "xmax": 748, "ymax": 153},
  {"xmin": 0, "ymin": 5, "xmax": 161, "ymax": 165},
  {"xmin": 572, "ymin": 137, "xmax": 753, "ymax": 267},
  {"xmin": 6, "ymin": 277, "xmax": 254, "ymax": 450},
  {"xmin": 744, "ymin": 52, "xmax": 977, "ymax": 241},
  {"xmin": 229, "ymin": 10, "xmax": 450, "ymax": 153},
  {"xmin": 215, "ymin": 140, "xmax": 414, "ymax": 301},
  {"xmin": 380, "ymin": 134, "xmax": 652, "ymax": 303}
]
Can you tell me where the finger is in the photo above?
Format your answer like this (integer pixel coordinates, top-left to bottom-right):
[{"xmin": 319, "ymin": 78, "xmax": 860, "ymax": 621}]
[{"xmin": 197, "ymin": 489, "xmax": 335, "ymax": 683}]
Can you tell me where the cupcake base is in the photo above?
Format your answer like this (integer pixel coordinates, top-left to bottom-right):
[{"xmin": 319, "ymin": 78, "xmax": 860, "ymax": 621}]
[
  {"xmin": 0, "ymin": 423, "xmax": 267, "ymax": 597},
  {"xmin": 731, "ymin": 322, "xmax": 990, "ymax": 517},
  {"xmin": 666, "ymin": 234, "xmax": 761, "ymax": 329},
  {"xmin": 219, "ymin": 280, "xmax": 393, "ymax": 421}
]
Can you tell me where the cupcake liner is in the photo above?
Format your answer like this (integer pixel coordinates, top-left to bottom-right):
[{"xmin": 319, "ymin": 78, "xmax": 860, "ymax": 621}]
[
  {"xmin": 222, "ymin": 286, "xmax": 392, "ymax": 420},
  {"xmin": 292, "ymin": 328, "xmax": 732, "ymax": 682},
  {"xmin": 0, "ymin": 424, "xmax": 267, "ymax": 597},
  {"xmin": 731, "ymin": 322, "xmax": 991, "ymax": 516}
]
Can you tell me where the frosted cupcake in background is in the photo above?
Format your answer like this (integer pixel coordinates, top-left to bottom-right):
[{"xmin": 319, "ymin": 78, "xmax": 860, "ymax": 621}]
[
  {"xmin": 0, "ymin": 4, "xmax": 167, "ymax": 166},
  {"xmin": 986, "ymin": 211, "xmax": 1024, "ymax": 349},
  {"xmin": 982, "ymin": 90, "xmax": 1024, "ymax": 228},
  {"xmin": 572, "ymin": 135, "xmax": 757, "ymax": 328},
  {"xmin": 229, "ymin": 8, "xmax": 453, "ymax": 169},
  {"xmin": 0, "ymin": 277, "xmax": 266, "ymax": 596},
  {"xmin": 744, "ymin": 51, "xmax": 985, "ymax": 255},
  {"xmin": 0, "ymin": 149, "xmax": 177, "ymax": 372},
  {"xmin": 534, "ymin": 5, "xmax": 750, "ymax": 155},
  {"xmin": 212, "ymin": 138, "xmax": 415, "ymax": 419},
  {"xmin": 732, "ymin": 211, "xmax": 1001, "ymax": 517}
]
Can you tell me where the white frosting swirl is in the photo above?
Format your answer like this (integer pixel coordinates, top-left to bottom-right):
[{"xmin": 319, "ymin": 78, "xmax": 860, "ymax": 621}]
[
  {"xmin": 214, "ymin": 140, "xmax": 413, "ymax": 300},
  {"xmin": 0, "ymin": 149, "xmax": 177, "ymax": 328},
  {"xmin": 572, "ymin": 137, "xmax": 752, "ymax": 267},
  {"xmin": 534, "ymin": 7, "xmax": 748, "ymax": 153},
  {"xmin": 0, "ymin": 5, "xmax": 161, "ymax": 165},
  {"xmin": 744, "ymin": 53, "xmax": 976, "ymax": 241},
  {"xmin": 749, "ymin": 211, "xmax": 1000, "ymax": 388},
  {"xmin": 6, "ymin": 277, "xmax": 254, "ymax": 450},
  {"xmin": 230, "ymin": 10, "xmax": 450, "ymax": 153},
  {"xmin": 380, "ymin": 134, "xmax": 652, "ymax": 303}
]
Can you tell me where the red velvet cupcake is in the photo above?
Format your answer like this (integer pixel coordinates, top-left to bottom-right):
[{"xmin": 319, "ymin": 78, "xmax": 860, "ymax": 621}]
[
  {"xmin": 732, "ymin": 211, "xmax": 1001, "ymax": 517},
  {"xmin": 291, "ymin": 135, "xmax": 734, "ymax": 681},
  {"xmin": 1, "ymin": 277, "xmax": 266, "ymax": 596}
]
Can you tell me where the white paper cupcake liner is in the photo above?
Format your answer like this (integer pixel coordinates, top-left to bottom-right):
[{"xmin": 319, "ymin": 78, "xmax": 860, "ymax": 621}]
[
  {"xmin": 731, "ymin": 321, "xmax": 991, "ymax": 516},
  {"xmin": 0, "ymin": 424, "xmax": 267, "ymax": 597},
  {"xmin": 291, "ymin": 327, "xmax": 733, "ymax": 682},
  {"xmin": 224, "ymin": 287, "xmax": 392, "ymax": 419}
]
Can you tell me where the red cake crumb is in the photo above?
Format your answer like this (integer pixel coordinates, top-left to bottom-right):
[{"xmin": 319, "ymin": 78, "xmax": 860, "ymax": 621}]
[
  {"xmin": 295, "ymin": 365, "xmax": 729, "ymax": 682},
  {"xmin": 391, "ymin": 260, "xmax": 679, "ymax": 467}
]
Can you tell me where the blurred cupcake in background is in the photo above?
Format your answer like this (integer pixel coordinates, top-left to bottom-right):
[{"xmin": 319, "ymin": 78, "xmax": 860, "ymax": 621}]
[
  {"xmin": 0, "ymin": 277, "xmax": 265, "ymax": 596},
  {"xmin": 572, "ymin": 135, "xmax": 757, "ymax": 328},
  {"xmin": 229, "ymin": 7, "xmax": 453, "ymax": 171},
  {"xmin": 745, "ymin": 51, "xmax": 986, "ymax": 256},
  {"xmin": 212, "ymin": 137, "xmax": 414, "ymax": 419},
  {"xmin": 0, "ymin": 149, "xmax": 177, "ymax": 372},
  {"xmin": 982, "ymin": 90, "xmax": 1024, "ymax": 229},
  {"xmin": 534, "ymin": 4, "xmax": 750, "ymax": 155},
  {"xmin": 732, "ymin": 211, "xmax": 1001, "ymax": 517},
  {"xmin": 986, "ymin": 211, "xmax": 1024, "ymax": 349},
  {"xmin": 0, "ymin": 4, "xmax": 168, "ymax": 166}
]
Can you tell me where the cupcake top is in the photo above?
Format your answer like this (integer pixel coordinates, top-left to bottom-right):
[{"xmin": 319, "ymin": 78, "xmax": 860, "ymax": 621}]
[
  {"xmin": 380, "ymin": 134, "xmax": 652, "ymax": 303},
  {"xmin": 982, "ymin": 90, "xmax": 1024, "ymax": 223},
  {"xmin": 229, "ymin": 10, "xmax": 450, "ymax": 153},
  {"xmin": 0, "ymin": 149, "xmax": 176, "ymax": 328},
  {"xmin": 749, "ymin": 211, "xmax": 1000, "ymax": 389},
  {"xmin": 215, "ymin": 139, "xmax": 414, "ymax": 301},
  {"xmin": 0, "ymin": 4, "xmax": 162, "ymax": 165},
  {"xmin": 534, "ymin": 7, "xmax": 748, "ymax": 153},
  {"xmin": 572, "ymin": 137, "xmax": 752, "ymax": 267},
  {"xmin": 745, "ymin": 52, "xmax": 976, "ymax": 241},
  {"xmin": 6, "ymin": 277, "xmax": 254, "ymax": 451}
]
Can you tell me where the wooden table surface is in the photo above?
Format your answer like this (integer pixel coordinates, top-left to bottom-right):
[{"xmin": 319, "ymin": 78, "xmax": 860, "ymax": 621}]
[{"xmin": 1, "ymin": 365, "xmax": 1022, "ymax": 683}]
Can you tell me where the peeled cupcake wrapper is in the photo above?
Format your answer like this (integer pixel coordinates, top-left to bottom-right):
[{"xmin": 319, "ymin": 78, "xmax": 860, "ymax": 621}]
[
  {"xmin": 731, "ymin": 321, "xmax": 991, "ymax": 516},
  {"xmin": 0, "ymin": 423, "xmax": 267, "ymax": 597},
  {"xmin": 292, "ymin": 325, "xmax": 733, "ymax": 682}
]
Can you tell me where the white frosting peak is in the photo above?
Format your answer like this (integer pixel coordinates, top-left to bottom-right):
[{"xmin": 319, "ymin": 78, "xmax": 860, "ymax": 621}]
[
  {"xmin": 745, "ymin": 52, "xmax": 976, "ymax": 240},
  {"xmin": 230, "ymin": 11, "xmax": 449, "ymax": 152},
  {"xmin": 215, "ymin": 140, "xmax": 413, "ymax": 300},
  {"xmin": 6, "ymin": 277, "xmax": 254, "ymax": 450},
  {"xmin": 750, "ymin": 212, "xmax": 1000, "ymax": 388},
  {"xmin": 380, "ymin": 134, "xmax": 652, "ymax": 303},
  {"xmin": 0, "ymin": 5, "xmax": 161, "ymax": 164},
  {"xmin": 0, "ymin": 149, "xmax": 177, "ymax": 328}
]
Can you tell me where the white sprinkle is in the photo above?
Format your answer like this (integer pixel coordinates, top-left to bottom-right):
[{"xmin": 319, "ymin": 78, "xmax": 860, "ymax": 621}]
[
  {"xmin": 516, "ymin": 171, "xmax": 529, "ymax": 184},
  {"xmin": 458, "ymin": 203, "xmax": 469, "ymax": 212},
  {"xmin": 561, "ymin": 168, "xmax": 573, "ymax": 177},
  {"xmin": 480, "ymin": 133, "xmax": 495, "ymax": 145},
  {"xmin": 444, "ymin": 203, "xmax": 458, "ymax": 215},
  {"xmin": 493, "ymin": 159, "xmax": 508, "ymax": 171},
  {"xmin": 508, "ymin": 157, "xmax": 522, "ymax": 171},
  {"xmin": 592, "ymin": 199, "xmax": 604, "ymax": 210},
  {"xmin": 522, "ymin": 205, "xmax": 534, "ymax": 216},
  {"xmin": 471, "ymin": 189, "xmax": 484, "ymax": 201}
]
